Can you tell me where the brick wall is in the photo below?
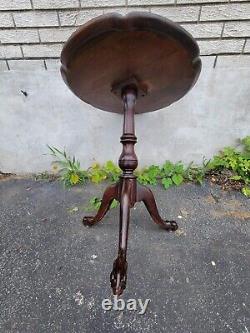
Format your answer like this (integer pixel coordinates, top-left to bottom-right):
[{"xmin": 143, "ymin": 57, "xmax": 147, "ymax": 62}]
[{"xmin": 0, "ymin": 0, "xmax": 250, "ymax": 71}]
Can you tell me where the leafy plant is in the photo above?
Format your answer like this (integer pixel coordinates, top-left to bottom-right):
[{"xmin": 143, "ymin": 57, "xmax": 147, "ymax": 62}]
[
  {"xmin": 88, "ymin": 162, "xmax": 107, "ymax": 184},
  {"xmin": 103, "ymin": 161, "xmax": 121, "ymax": 182},
  {"xmin": 47, "ymin": 135, "xmax": 250, "ymax": 198},
  {"xmin": 184, "ymin": 159, "xmax": 210, "ymax": 185},
  {"xmin": 207, "ymin": 138, "xmax": 250, "ymax": 196},
  {"xmin": 87, "ymin": 161, "xmax": 121, "ymax": 184},
  {"xmin": 241, "ymin": 136, "xmax": 250, "ymax": 159},
  {"xmin": 161, "ymin": 161, "xmax": 185, "ymax": 189},
  {"xmin": 137, "ymin": 165, "xmax": 161, "ymax": 185},
  {"xmin": 47, "ymin": 145, "xmax": 88, "ymax": 187},
  {"xmin": 242, "ymin": 186, "xmax": 250, "ymax": 197}
]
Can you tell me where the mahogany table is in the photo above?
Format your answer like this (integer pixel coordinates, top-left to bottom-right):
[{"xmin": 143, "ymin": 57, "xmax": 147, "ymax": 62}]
[{"xmin": 60, "ymin": 12, "xmax": 201, "ymax": 296}]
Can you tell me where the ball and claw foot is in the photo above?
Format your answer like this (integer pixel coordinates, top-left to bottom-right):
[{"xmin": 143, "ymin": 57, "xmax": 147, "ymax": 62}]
[
  {"xmin": 82, "ymin": 216, "xmax": 96, "ymax": 226},
  {"xmin": 164, "ymin": 220, "xmax": 178, "ymax": 231},
  {"xmin": 110, "ymin": 256, "xmax": 128, "ymax": 296}
]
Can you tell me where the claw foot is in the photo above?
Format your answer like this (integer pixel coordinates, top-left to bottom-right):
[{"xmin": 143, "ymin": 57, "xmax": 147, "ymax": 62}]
[
  {"xmin": 110, "ymin": 256, "xmax": 127, "ymax": 296},
  {"xmin": 82, "ymin": 216, "xmax": 95, "ymax": 226},
  {"xmin": 164, "ymin": 220, "xmax": 178, "ymax": 231}
]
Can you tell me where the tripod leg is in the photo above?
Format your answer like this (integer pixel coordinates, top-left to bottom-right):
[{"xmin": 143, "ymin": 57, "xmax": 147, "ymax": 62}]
[
  {"xmin": 110, "ymin": 180, "xmax": 131, "ymax": 296},
  {"xmin": 137, "ymin": 184, "xmax": 178, "ymax": 231},
  {"xmin": 83, "ymin": 183, "xmax": 119, "ymax": 226}
]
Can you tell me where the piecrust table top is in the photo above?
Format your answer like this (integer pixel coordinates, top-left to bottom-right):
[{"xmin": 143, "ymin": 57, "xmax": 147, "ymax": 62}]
[{"xmin": 60, "ymin": 12, "xmax": 201, "ymax": 114}]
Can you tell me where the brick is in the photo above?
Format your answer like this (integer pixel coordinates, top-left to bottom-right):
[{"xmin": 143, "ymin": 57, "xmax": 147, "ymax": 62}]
[
  {"xmin": 13, "ymin": 11, "xmax": 59, "ymax": 27},
  {"xmin": 0, "ymin": 0, "xmax": 31, "ymax": 10},
  {"xmin": 0, "ymin": 12, "xmax": 14, "ymax": 28},
  {"xmin": 22, "ymin": 44, "xmax": 63, "ymax": 57},
  {"xmin": 59, "ymin": 9, "xmax": 103, "ymax": 26},
  {"xmin": 39, "ymin": 28, "xmax": 75, "ymax": 42},
  {"xmin": 198, "ymin": 39, "xmax": 244, "ymax": 55},
  {"xmin": 216, "ymin": 55, "xmax": 250, "ymax": 67},
  {"xmin": 200, "ymin": 55, "xmax": 216, "ymax": 67},
  {"xmin": 0, "ymin": 29, "xmax": 39, "ymax": 44},
  {"xmin": 244, "ymin": 39, "xmax": 250, "ymax": 53},
  {"xmin": 103, "ymin": 7, "xmax": 150, "ymax": 14},
  {"xmin": 33, "ymin": 0, "xmax": 79, "ymax": 9},
  {"xmin": 0, "ymin": 60, "xmax": 8, "ymax": 71},
  {"xmin": 81, "ymin": 0, "xmax": 125, "ymax": 7},
  {"xmin": 45, "ymin": 58, "xmax": 61, "ymax": 70},
  {"xmin": 224, "ymin": 22, "xmax": 250, "ymax": 38},
  {"xmin": 177, "ymin": 0, "xmax": 227, "ymax": 3},
  {"xmin": 8, "ymin": 59, "xmax": 45, "ymax": 70},
  {"xmin": 151, "ymin": 6, "xmax": 200, "ymax": 22},
  {"xmin": 0, "ymin": 45, "xmax": 22, "ymax": 59},
  {"xmin": 181, "ymin": 23, "xmax": 223, "ymax": 38},
  {"xmin": 200, "ymin": 3, "xmax": 250, "ymax": 21},
  {"xmin": 128, "ymin": 0, "xmax": 173, "ymax": 4}
]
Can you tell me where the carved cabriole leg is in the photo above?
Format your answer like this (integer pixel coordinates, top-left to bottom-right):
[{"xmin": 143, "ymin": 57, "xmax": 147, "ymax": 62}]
[
  {"xmin": 110, "ymin": 178, "xmax": 135, "ymax": 295},
  {"xmin": 136, "ymin": 183, "xmax": 178, "ymax": 231},
  {"xmin": 83, "ymin": 183, "xmax": 119, "ymax": 226}
]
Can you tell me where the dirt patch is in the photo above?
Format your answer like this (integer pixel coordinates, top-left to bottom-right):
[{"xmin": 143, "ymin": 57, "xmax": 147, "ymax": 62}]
[
  {"xmin": 211, "ymin": 209, "xmax": 250, "ymax": 220},
  {"xmin": 205, "ymin": 194, "xmax": 218, "ymax": 204},
  {"xmin": 207, "ymin": 169, "xmax": 244, "ymax": 191},
  {"xmin": 0, "ymin": 171, "xmax": 16, "ymax": 181}
]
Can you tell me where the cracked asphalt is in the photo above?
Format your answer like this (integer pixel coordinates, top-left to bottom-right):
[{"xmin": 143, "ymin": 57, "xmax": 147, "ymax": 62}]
[{"xmin": 0, "ymin": 178, "xmax": 249, "ymax": 333}]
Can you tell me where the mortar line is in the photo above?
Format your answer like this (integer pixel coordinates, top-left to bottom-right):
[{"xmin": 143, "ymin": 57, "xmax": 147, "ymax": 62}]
[
  {"xmin": 213, "ymin": 55, "xmax": 218, "ymax": 68},
  {"xmin": 197, "ymin": 5, "xmax": 202, "ymax": 23},
  {"xmin": 6, "ymin": 59, "xmax": 10, "ymax": 70},
  {"xmin": 220, "ymin": 22, "xmax": 225, "ymax": 38},
  {"xmin": 56, "ymin": 11, "xmax": 61, "ymax": 28},
  {"xmin": 20, "ymin": 45, "xmax": 24, "ymax": 58},
  {"xmin": 242, "ymin": 38, "xmax": 247, "ymax": 54}
]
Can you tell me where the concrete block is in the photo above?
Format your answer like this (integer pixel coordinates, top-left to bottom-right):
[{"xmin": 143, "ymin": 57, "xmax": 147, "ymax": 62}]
[
  {"xmin": 244, "ymin": 39, "xmax": 250, "ymax": 53},
  {"xmin": 198, "ymin": 39, "xmax": 244, "ymax": 55},
  {"xmin": 181, "ymin": 23, "xmax": 223, "ymax": 38},
  {"xmin": 0, "ymin": 0, "xmax": 31, "ymax": 10},
  {"xmin": 13, "ymin": 11, "xmax": 59, "ymax": 27},
  {"xmin": 128, "ymin": 0, "xmax": 174, "ymax": 5},
  {"xmin": 81, "ymin": 0, "xmax": 125, "ymax": 7},
  {"xmin": 103, "ymin": 7, "xmax": 150, "ymax": 14},
  {"xmin": 177, "ymin": 0, "xmax": 227, "ymax": 3},
  {"xmin": 33, "ymin": 0, "xmax": 79, "ymax": 9},
  {"xmin": 0, "ymin": 12, "xmax": 14, "ymax": 28},
  {"xmin": 39, "ymin": 28, "xmax": 75, "ymax": 42},
  {"xmin": 0, "ymin": 29, "xmax": 39, "ymax": 44},
  {"xmin": 216, "ymin": 55, "xmax": 250, "ymax": 68},
  {"xmin": 0, "ymin": 60, "xmax": 8, "ymax": 71},
  {"xmin": 59, "ymin": 9, "xmax": 103, "ymax": 26},
  {"xmin": 0, "ymin": 45, "xmax": 22, "ymax": 59},
  {"xmin": 151, "ymin": 6, "xmax": 200, "ymax": 22},
  {"xmin": 45, "ymin": 58, "xmax": 61, "ymax": 71},
  {"xmin": 224, "ymin": 21, "xmax": 250, "ymax": 37},
  {"xmin": 200, "ymin": 3, "xmax": 250, "ymax": 21},
  {"xmin": 200, "ymin": 55, "xmax": 216, "ymax": 68},
  {"xmin": 8, "ymin": 59, "xmax": 45, "ymax": 71},
  {"xmin": 22, "ymin": 44, "xmax": 63, "ymax": 58}
]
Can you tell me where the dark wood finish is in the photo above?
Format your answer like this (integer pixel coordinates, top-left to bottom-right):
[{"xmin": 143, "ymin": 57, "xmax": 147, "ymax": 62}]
[
  {"xmin": 83, "ymin": 86, "xmax": 178, "ymax": 295},
  {"xmin": 61, "ymin": 12, "xmax": 201, "ymax": 295},
  {"xmin": 61, "ymin": 12, "xmax": 201, "ymax": 114}
]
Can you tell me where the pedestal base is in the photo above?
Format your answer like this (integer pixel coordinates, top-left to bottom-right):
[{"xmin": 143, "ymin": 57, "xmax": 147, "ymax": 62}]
[
  {"xmin": 83, "ymin": 177, "xmax": 178, "ymax": 295},
  {"xmin": 83, "ymin": 85, "xmax": 178, "ymax": 296}
]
